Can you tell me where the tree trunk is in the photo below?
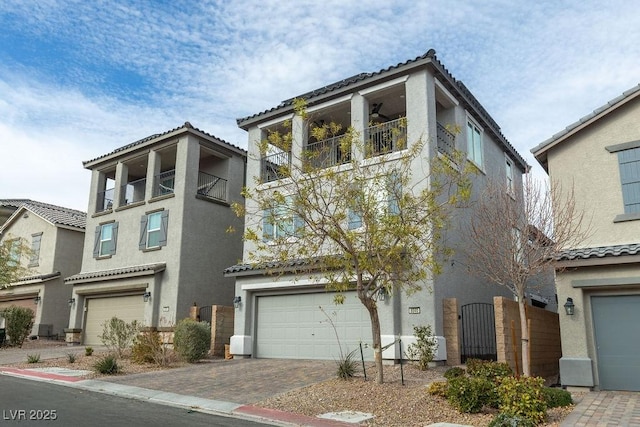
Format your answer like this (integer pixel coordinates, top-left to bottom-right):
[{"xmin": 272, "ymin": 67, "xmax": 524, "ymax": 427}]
[
  {"xmin": 518, "ymin": 298, "xmax": 530, "ymax": 376},
  {"xmin": 362, "ymin": 296, "xmax": 383, "ymax": 384}
]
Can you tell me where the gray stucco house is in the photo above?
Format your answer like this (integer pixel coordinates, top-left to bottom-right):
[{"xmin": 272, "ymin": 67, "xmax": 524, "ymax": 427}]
[
  {"xmin": 532, "ymin": 84, "xmax": 640, "ymax": 391},
  {"xmin": 65, "ymin": 122, "xmax": 246, "ymax": 345},
  {"xmin": 0, "ymin": 199, "xmax": 85, "ymax": 339},
  {"xmin": 225, "ymin": 50, "xmax": 538, "ymax": 362}
]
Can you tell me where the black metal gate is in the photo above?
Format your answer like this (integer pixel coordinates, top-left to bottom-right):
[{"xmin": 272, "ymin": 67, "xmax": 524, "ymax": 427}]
[
  {"xmin": 198, "ymin": 305, "xmax": 212, "ymax": 324},
  {"xmin": 460, "ymin": 303, "xmax": 496, "ymax": 363}
]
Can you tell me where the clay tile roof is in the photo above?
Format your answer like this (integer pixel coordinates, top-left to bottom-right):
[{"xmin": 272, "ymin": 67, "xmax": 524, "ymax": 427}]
[
  {"xmin": 0, "ymin": 199, "xmax": 86, "ymax": 230},
  {"xmin": 556, "ymin": 243, "xmax": 640, "ymax": 261},
  {"xmin": 65, "ymin": 263, "xmax": 166, "ymax": 284}
]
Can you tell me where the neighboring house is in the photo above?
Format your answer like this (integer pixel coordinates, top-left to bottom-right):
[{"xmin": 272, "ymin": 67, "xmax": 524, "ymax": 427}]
[
  {"xmin": 0, "ymin": 199, "xmax": 86, "ymax": 339},
  {"xmin": 532, "ymin": 84, "xmax": 640, "ymax": 391},
  {"xmin": 225, "ymin": 49, "xmax": 537, "ymax": 362},
  {"xmin": 64, "ymin": 122, "xmax": 246, "ymax": 346}
]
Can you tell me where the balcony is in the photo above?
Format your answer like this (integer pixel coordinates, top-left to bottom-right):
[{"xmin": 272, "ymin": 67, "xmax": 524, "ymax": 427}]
[
  {"xmin": 120, "ymin": 178, "xmax": 146, "ymax": 206},
  {"xmin": 197, "ymin": 171, "xmax": 227, "ymax": 201},
  {"xmin": 305, "ymin": 134, "xmax": 351, "ymax": 169},
  {"xmin": 261, "ymin": 151, "xmax": 291, "ymax": 183},
  {"xmin": 364, "ymin": 118, "xmax": 407, "ymax": 158},
  {"xmin": 437, "ymin": 122, "xmax": 456, "ymax": 159},
  {"xmin": 96, "ymin": 188, "xmax": 115, "ymax": 212},
  {"xmin": 153, "ymin": 169, "xmax": 176, "ymax": 197}
]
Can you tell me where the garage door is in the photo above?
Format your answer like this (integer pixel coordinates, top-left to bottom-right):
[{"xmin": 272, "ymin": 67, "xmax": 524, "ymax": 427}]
[
  {"xmin": 256, "ymin": 292, "xmax": 372, "ymax": 360},
  {"xmin": 83, "ymin": 295, "xmax": 145, "ymax": 346},
  {"xmin": 592, "ymin": 295, "xmax": 640, "ymax": 391}
]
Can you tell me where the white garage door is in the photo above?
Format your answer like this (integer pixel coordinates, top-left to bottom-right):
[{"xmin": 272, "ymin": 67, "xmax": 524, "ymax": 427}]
[
  {"xmin": 592, "ymin": 295, "xmax": 640, "ymax": 391},
  {"xmin": 256, "ymin": 292, "xmax": 372, "ymax": 360},
  {"xmin": 83, "ymin": 295, "xmax": 145, "ymax": 346}
]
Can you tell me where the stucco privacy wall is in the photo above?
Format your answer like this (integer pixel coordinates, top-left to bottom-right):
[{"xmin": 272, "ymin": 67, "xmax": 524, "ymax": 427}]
[{"xmin": 494, "ymin": 296, "xmax": 561, "ymax": 379}]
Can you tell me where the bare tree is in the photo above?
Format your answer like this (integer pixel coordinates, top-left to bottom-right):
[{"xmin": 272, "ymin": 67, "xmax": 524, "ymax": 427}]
[
  {"xmin": 234, "ymin": 101, "xmax": 473, "ymax": 383},
  {"xmin": 465, "ymin": 174, "xmax": 589, "ymax": 376}
]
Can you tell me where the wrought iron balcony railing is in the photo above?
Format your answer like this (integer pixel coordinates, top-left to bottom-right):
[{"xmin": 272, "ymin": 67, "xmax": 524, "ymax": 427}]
[{"xmin": 197, "ymin": 171, "xmax": 227, "ymax": 201}]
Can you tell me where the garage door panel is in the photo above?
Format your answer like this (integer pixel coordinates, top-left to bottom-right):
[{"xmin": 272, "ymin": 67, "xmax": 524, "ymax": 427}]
[
  {"xmin": 84, "ymin": 295, "xmax": 145, "ymax": 346},
  {"xmin": 592, "ymin": 295, "xmax": 640, "ymax": 391},
  {"xmin": 256, "ymin": 292, "xmax": 371, "ymax": 360}
]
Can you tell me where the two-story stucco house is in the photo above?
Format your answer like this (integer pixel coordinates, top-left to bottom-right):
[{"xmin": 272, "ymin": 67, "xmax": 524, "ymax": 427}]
[
  {"xmin": 225, "ymin": 50, "xmax": 534, "ymax": 362},
  {"xmin": 0, "ymin": 199, "xmax": 85, "ymax": 339},
  {"xmin": 532, "ymin": 84, "xmax": 640, "ymax": 391},
  {"xmin": 64, "ymin": 122, "xmax": 246, "ymax": 346}
]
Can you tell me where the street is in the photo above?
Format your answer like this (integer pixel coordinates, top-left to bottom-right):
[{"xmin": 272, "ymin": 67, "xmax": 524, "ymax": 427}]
[{"xmin": 0, "ymin": 376, "xmax": 270, "ymax": 426}]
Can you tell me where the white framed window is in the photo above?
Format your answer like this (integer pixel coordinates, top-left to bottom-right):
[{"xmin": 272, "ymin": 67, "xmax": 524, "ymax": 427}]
[
  {"xmin": 7, "ymin": 239, "xmax": 20, "ymax": 267},
  {"xmin": 505, "ymin": 156, "xmax": 514, "ymax": 195},
  {"xmin": 263, "ymin": 197, "xmax": 303, "ymax": 241},
  {"xmin": 139, "ymin": 210, "xmax": 169, "ymax": 250},
  {"xmin": 347, "ymin": 173, "xmax": 401, "ymax": 230},
  {"xmin": 93, "ymin": 222, "xmax": 118, "ymax": 258},
  {"xmin": 29, "ymin": 233, "xmax": 42, "ymax": 266},
  {"xmin": 466, "ymin": 119, "xmax": 483, "ymax": 168}
]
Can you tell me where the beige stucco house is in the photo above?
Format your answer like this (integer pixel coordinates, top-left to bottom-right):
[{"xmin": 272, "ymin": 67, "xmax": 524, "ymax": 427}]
[
  {"xmin": 65, "ymin": 122, "xmax": 246, "ymax": 345},
  {"xmin": 0, "ymin": 199, "xmax": 85, "ymax": 339},
  {"xmin": 532, "ymin": 84, "xmax": 640, "ymax": 391}
]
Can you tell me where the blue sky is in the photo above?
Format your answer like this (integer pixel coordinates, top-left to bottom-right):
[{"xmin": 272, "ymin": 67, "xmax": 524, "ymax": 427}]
[{"xmin": 1, "ymin": 0, "xmax": 639, "ymax": 211}]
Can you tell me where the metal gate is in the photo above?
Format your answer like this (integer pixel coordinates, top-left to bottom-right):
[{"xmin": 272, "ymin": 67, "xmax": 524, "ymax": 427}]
[
  {"xmin": 198, "ymin": 305, "xmax": 212, "ymax": 324},
  {"xmin": 460, "ymin": 303, "xmax": 496, "ymax": 363}
]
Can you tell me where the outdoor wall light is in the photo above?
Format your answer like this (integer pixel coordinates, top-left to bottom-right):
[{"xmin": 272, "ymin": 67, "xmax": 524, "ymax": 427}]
[
  {"xmin": 564, "ymin": 297, "xmax": 575, "ymax": 316},
  {"xmin": 233, "ymin": 296, "xmax": 242, "ymax": 308},
  {"xmin": 375, "ymin": 287, "xmax": 388, "ymax": 302},
  {"xmin": 33, "ymin": 295, "xmax": 41, "ymax": 304},
  {"xmin": 143, "ymin": 291, "xmax": 151, "ymax": 302},
  {"xmin": 68, "ymin": 298, "xmax": 76, "ymax": 307}
]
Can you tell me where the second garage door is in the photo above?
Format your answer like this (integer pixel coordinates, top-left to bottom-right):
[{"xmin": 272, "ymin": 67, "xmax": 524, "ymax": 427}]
[
  {"xmin": 592, "ymin": 295, "xmax": 640, "ymax": 391},
  {"xmin": 83, "ymin": 295, "xmax": 145, "ymax": 346},
  {"xmin": 255, "ymin": 292, "xmax": 372, "ymax": 360}
]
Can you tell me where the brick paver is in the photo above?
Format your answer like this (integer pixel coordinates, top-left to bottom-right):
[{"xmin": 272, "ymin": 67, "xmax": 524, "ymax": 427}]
[{"xmin": 561, "ymin": 391, "xmax": 640, "ymax": 426}]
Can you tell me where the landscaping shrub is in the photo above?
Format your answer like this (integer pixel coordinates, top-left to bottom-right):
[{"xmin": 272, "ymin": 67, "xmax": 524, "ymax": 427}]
[
  {"xmin": 406, "ymin": 325, "xmax": 437, "ymax": 370},
  {"xmin": 426, "ymin": 381, "xmax": 448, "ymax": 397},
  {"xmin": 173, "ymin": 319, "xmax": 211, "ymax": 363},
  {"xmin": 94, "ymin": 354, "xmax": 119, "ymax": 374},
  {"xmin": 488, "ymin": 412, "xmax": 536, "ymax": 427},
  {"xmin": 444, "ymin": 366, "xmax": 466, "ymax": 380},
  {"xmin": 542, "ymin": 386, "xmax": 573, "ymax": 408},
  {"xmin": 26, "ymin": 353, "xmax": 40, "ymax": 363},
  {"xmin": 497, "ymin": 376, "xmax": 547, "ymax": 425},
  {"xmin": 132, "ymin": 330, "xmax": 173, "ymax": 366},
  {"xmin": 85, "ymin": 346, "xmax": 93, "ymax": 356},
  {"xmin": 99, "ymin": 317, "xmax": 140, "ymax": 358},
  {"xmin": 336, "ymin": 349, "xmax": 358, "ymax": 379},
  {"xmin": 447, "ymin": 375, "xmax": 497, "ymax": 413},
  {"xmin": 67, "ymin": 353, "xmax": 76, "ymax": 363},
  {"xmin": 3, "ymin": 305, "xmax": 34, "ymax": 348},
  {"xmin": 466, "ymin": 359, "xmax": 513, "ymax": 380}
]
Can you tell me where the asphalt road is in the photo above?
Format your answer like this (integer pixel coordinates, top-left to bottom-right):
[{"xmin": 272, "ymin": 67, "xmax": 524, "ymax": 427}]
[{"xmin": 0, "ymin": 376, "xmax": 269, "ymax": 426}]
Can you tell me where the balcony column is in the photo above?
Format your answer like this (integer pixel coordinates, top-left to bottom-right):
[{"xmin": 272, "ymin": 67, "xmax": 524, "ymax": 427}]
[
  {"xmin": 405, "ymin": 70, "xmax": 432, "ymax": 152},
  {"xmin": 89, "ymin": 170, "xmax": 104, "ymax": 212},
  {"xmin": 291, "ymin": 113, "xmax": 305, "ymax": 172},
  {"xmin": 114, "ymin": 162, "xmax": 128, "ymax": 208},
  {"xmin": 350, "ymin": 93, "xmax": 368, "ymax": 162},
  {"xmin": 146, "ymin": 150, "xmax": 161, "ymax": 199}
]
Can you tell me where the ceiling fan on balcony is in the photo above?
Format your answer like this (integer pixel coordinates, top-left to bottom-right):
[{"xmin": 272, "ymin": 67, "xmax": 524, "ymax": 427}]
[{"xmin": 371, "ymin": 103, "xmax": 390, "ymax": 121}]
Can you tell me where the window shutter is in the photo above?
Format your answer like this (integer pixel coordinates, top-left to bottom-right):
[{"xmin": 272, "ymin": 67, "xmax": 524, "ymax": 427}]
[
  {"xmin": 159, "ymin": 210, "xmax": 169, "ymax": 247},
  {"xmin": 619, "ymin": 149, "xmax": 640, "ymax": 214},
  {"xmin": 139, "ymin": 215, "xmax": 148, "ymax": 250},
  {"xmin": 93, "ymin": 225, "xmax": 101, "ymax": 258},
  {"xmin": 263, "ymin": 209, "xmax": 274, "ymax": 241},
  {"xmin": 110, "ymin": 222, "xmax": 119, "ymax": 255}
]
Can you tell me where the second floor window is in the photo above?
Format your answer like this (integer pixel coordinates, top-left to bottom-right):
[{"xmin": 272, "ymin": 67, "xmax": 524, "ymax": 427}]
[
  {"xmin": 467, "ymin": 120, "xmax": 483, "ymax": 168},
  {"xmin": 348, "ymin": 173, "xmax": 401, "ymax": 230},
  {"xmin": 263, "ymin": 198, "xmax": 303, "ymax": 241},
  {"xmin": 505, "ymin": 157, "xmax": 514, "ymax": 195},
  {"xmin": 29, "ymin": 233, "xmax": 42, "ymax": 266},
  {"xmin": 93, "ymin": 222, "xmax": 118, "ymax": 258},
  {"xmin": 140, "ymin": 210, "xmax": 169, "ymax": 250}
]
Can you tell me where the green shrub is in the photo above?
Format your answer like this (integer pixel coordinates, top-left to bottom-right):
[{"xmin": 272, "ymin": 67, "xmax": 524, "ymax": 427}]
[
  {"xmin": 405, "ymin": 325, "xmax": 437, "ymax": 370},
  {"xmin": 67, "ymin": 353, "xmax": 76, "ymax": 363},
  {"xmin": 99, "ymin": 317, "xmax": 140, "ymax": 358},
  {"xmin": 427, "ymin": 381, "xmax": 448, "ymax": 397},
  {"xmin": 466, "ymin": 359, "xmax": 513, "ymax": 380},
  {"xmin": 497, "ymin": 376, "xmax": 547, "ymax": 425},
  {"xmin": 3, "ymin": 305, "xmax": 35, "ymax": 348},
  {"xmin": 132, "ymin": 330, "xmax": 173, "ymax": 366},
  {"xmin": 488, "ymin": 412, "xmax": 536, "ymax": 427},
  {"xmin": 444, "ymin": 366, "xmax": 466, "ymax": 380},
  {"xmin": 173, "ymin": 319, "xmax": 211, "ymax": 363},
  {"xmin": 85, "ymin": 346, "xmax": 93, "ymax": 356},
  {"xmin": 94, "ymin": 354, "xmax": 119, "ymax": 374},
  {"xmin": 336, "ymin": 348, "xmax": 358, "ymax": 379},
  {"xmin": 447, "ymin": 375, "xmax": 498, "ymax": 413},
  {"xmin": 542, "ymin": 387, "xmax": 573, "ymax": 408},
  {"xmin": 26, "ymin": 353, "xmax": 40, "ymax": 363}
]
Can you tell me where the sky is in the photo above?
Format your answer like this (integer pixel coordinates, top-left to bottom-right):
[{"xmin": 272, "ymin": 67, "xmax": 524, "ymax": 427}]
[{"xmin": 1, "ymin": 0, "xmax": 638, "ymax": 212}]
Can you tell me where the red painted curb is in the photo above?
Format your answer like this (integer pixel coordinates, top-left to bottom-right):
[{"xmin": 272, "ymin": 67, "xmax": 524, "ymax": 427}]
[
  {"xmin": 0, "ymin": 368, "xmax": 84, "ymax": 383},
  {"xmin": 235, "ymin": 405, "xmax": 354, "ymax": 426}
]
